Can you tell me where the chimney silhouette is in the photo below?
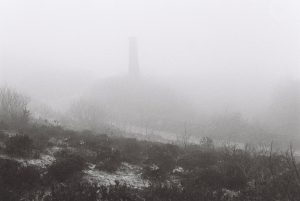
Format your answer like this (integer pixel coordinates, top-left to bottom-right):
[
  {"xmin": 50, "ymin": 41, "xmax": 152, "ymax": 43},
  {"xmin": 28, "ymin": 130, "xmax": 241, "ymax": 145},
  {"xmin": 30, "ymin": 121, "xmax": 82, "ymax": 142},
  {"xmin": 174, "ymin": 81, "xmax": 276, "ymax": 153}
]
[{"xmin": 128, "ymin": 37, "xmax": 139, "ymax": 77}]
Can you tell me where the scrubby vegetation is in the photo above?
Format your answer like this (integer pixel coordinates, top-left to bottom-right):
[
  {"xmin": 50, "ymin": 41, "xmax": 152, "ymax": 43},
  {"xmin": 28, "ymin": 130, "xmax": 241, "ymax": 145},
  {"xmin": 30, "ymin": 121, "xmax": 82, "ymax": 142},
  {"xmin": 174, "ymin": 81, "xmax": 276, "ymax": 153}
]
[
  {"xmin": 0, "ymin": 87, "xmax": 299, "ymax": 200},
  {"xmin": 47, "ymin": 152, "xmax": 86, "ymax": 182},
  {"xmin": 0, "ymin": 159, "xmax": 41, "ymax": 201},
  {"xmin": 0, "ymin": 121, "xmax": 299, "ymax": 201},
  {"xmin": 0, "ymin": 87, "xmax": 30, "ymax": 129},
  {"xmin": 4, "ymin": 134, "xmax": 35, "ymax": 158}
]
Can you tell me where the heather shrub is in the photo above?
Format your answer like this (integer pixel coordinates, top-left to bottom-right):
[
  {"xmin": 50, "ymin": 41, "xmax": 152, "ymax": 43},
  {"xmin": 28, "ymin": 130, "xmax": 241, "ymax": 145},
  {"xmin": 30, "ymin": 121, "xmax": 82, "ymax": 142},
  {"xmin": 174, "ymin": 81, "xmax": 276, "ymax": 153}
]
[
  {"xmin": 5, "ymin": 134, "xmax": 34, "ymax": 157},
  {"xmin": 0, "ymin": 159, "xmax": 41, "ymax": 201},
  {"xmin": 178, "ymin": 150, "xmax": 218, "ymax": 170},
  {"xmin": 47, "ymin": 153, "xmax": 86, "ymax": 182},
  {"xmin": 95, "ymin": 146, "xmax": 122, "ymax": 172}
]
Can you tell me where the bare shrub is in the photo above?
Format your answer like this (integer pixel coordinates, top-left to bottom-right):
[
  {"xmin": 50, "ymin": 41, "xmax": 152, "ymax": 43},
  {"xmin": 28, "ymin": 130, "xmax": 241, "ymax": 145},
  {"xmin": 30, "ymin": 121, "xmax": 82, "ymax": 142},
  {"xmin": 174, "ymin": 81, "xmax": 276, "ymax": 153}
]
[{"xmin": 0, "ymin": 87, "xmax": 30, "ymax": 129}]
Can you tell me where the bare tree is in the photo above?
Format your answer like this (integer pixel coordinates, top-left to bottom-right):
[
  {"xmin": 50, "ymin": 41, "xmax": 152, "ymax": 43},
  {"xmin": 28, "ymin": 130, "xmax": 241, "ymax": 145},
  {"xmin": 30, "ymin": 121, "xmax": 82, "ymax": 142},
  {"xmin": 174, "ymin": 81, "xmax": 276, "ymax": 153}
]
[
  {"xmin": 0, "ymin": 87, "xmax": 30, "ymax": 129},
  {"xmin": 176, "ymin": 121, "xmax": 192, "ymax": 149},
  {"xmin": 285, "ymin": 143, "xmax": 300, "ymax": 187}
]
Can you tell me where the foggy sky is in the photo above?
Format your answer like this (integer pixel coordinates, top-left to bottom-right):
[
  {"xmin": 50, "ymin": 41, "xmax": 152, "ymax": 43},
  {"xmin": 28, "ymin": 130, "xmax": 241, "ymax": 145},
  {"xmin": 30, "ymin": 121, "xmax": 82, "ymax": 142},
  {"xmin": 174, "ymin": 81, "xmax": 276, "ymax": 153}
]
[{"xmin": 0, "ymin": 0, "xmax": 300, "ymax": 115}]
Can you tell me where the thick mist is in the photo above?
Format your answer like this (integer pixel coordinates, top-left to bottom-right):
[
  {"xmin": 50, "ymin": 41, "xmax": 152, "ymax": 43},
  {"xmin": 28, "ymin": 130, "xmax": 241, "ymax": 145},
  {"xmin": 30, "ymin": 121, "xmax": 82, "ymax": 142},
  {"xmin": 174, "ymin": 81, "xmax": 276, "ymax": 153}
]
[{"xmin": 0, "ymin": 0, "xmax": 299, "ymax": 145}]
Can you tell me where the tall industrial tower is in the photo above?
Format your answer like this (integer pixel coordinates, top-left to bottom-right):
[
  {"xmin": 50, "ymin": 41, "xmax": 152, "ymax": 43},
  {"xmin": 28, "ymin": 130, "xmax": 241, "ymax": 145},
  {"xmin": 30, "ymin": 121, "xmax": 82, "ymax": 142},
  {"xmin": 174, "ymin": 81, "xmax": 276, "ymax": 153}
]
[{"xmin": 128, "ymin": 37, "xmax": 139, "ymax": 78}]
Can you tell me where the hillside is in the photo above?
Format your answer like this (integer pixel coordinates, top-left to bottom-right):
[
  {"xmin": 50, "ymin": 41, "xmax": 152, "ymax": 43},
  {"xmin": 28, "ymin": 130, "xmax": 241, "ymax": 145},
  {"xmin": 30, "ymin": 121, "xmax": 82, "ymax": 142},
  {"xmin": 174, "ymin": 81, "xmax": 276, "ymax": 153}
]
[{"xmin": 1, "ymin": 121, "xmax": 300, "ymax": 201}]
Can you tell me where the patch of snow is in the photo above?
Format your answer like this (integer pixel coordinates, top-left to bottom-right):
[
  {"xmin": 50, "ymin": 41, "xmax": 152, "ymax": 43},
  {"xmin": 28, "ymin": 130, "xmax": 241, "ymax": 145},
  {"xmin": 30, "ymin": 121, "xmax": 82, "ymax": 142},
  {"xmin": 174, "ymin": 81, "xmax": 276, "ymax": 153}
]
[
  {"xmin": 149, "ymin": 164, "xmax": 159, "ymax": 171},
  {"xmin": 24, "ymin": 154, "xmax": 55, "ymax": 168},
  {"xmin": 2, "ymin": 130, "xmax": 18, "ymax": 137},
  {"xmin": 222, "ymin": 188, "xmax": 240, "ymax": 199},
  {"xmin": 46, "ymin": 146, "xmax": 62, "ymax": 155},
  {"xmin": 83, "ymin": 162, "xmax": 149, "ymax": 188},
  {"xmin": 172, "ymin": 166, "xmax": 184, "ymax": 174},
  {"xmin": 0, "ymin": 153, "xmax": 55, "ymax": 168}
]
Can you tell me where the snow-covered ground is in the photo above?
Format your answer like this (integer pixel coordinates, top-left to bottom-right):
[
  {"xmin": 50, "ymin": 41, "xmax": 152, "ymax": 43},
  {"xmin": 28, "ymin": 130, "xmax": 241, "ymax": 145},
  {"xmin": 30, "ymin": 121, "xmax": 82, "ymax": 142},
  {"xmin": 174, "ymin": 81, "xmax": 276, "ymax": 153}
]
[
  {"xmin": 0, "ymin": 153, "xmax": 55, "ymax": 168},
  {"xmin": 0, "ymin": 148, "xmax": 149, "ymax": 189},
  {"xmin": 83, "ymin": 162, "xmax": 149, "ymax": 189},
  {"xmin": 23, "ymin": 154, "xmax": 55, "ymax": 168}
]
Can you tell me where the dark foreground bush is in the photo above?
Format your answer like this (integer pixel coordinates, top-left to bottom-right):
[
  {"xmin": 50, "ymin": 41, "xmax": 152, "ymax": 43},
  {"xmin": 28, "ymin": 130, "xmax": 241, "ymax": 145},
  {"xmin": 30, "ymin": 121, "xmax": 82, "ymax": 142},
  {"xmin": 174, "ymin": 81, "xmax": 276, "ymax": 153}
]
[
  {"xmin": 221, "ymin": 162, "xmax": 247, "ymax": 190},
  {"xmin": 5, "ymin": 134, "xmax": 34, "ymax": 157},
  {"xmin": 142, "ymin": 144, "xmax": 178, "ymax": 181},
  {"xmin": 113, "ymin": 138, "xmax": 145, "ymax": 164},
  {"xmin": 0, "ymin": 121, "xmax": 9, "ymax": 130},
  {"xmin": 178, "ymin": 150, "xmax": 218, "ymax": 170},
  {"xmin": 44, "ymin": 183, "xmax": 99, "ymax": 201},
  {"xmin": 0, "ymin": 159, "xmax": 41, "ymax": 201},
  {"xmin": 95, "ymin": 146, "xmax": 122, "ymax": 172},
  {"xmin": 44, "ymin": 182, "xmax": 141, "ymax": 201},
  {"xmin": 47, "ymin": 153, "xmax": 86, "ymax": 182}
]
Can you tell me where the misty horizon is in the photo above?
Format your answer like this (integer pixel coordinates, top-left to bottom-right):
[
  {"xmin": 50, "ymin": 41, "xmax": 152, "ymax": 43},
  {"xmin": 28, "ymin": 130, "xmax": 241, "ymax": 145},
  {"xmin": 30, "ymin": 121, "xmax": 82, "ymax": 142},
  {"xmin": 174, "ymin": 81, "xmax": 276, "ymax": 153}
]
[{"xmin": 0, "ymin": 0, "xmax": 299, "ymax": 143}]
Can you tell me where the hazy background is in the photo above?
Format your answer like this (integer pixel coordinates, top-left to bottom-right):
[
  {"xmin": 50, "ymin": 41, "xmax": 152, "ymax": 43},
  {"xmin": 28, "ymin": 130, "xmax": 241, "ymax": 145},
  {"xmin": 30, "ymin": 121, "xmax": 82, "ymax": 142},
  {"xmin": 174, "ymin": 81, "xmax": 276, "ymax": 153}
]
[{"xmin": 0, "ymin": 0, "xmax": 299, "ymax": 142}]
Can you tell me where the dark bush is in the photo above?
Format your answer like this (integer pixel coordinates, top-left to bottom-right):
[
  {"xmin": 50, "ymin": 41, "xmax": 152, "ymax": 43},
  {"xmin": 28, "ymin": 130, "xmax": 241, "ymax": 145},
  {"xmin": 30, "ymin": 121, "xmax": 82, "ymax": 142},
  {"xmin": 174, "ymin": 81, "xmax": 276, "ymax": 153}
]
[
  {"xmin": 142, "ymin": 183, "xmax": 223, "ymax": 201},
  {"xmin": 84, "ymin": 134, "xmax": 111, "ymax": 151},
  {"xmin": 31, "ymin": 132, "xmax": 51, "ymax": 151},
  {"xmin": 142, "ymin": 165, "xmax": 167, "ymax": 181},
  {"xmin": 0, "ymin": 130, "xmax": 7, "ymax": 141},
  {"xmin": 145, "ymin": 144, "xmax": 178, "ymax": 172},
  {"xmin": 44, "ymin": 182, "xmax": 99, "ymax": 201},
  {"xmin": 0, "ymin": 121, "xmax": 8, "ymax": 130},
  {"xmin": 221, "ymin": 162, "xmax": 247, "ymax": 190},
  {"xmin": 0, "ymin": 159, "xmax": 40, "ymax": 192},
  {"xmin": 142, "ymin": 184, "xmax": 184, "ymax": 201},
  {"xmin": 142, "ymin": 144, "xmax": 178, "ymax": 181},
  {"xmin": 44, "ymin": 182, "xmax": 140, "ymax": 201},
  {"xmin": 99, "ymin": 183, "xmax": 141, "ymax": 201},
  {"xmin": 116, "ymin": 138, "xmax": 144, "ymax": 164},
  {"xmin": 183, "ymin": 168, "xmax": 224, "ymax": 190},
  {"xmin": 178, "ymin": 150, "xmax": 218, "ymax": 170},
  {"xmin": 96, "ymin": 147, "xmax": 121, "ymax": 172},
  {"xmin": 0, "ymin": 188, "xmax": 19, "ymax": 201},
  {"xmin": 23, "ymin": 124, "xmax": 73, "ymax": 144},
  {"xmin": 5, "ymin": 134, "xmax": 34, "ymax": 157},
  {"xmin": 47, "ymin": 153, "xmax": 86, "ymax": 182}
]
